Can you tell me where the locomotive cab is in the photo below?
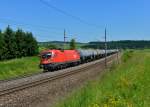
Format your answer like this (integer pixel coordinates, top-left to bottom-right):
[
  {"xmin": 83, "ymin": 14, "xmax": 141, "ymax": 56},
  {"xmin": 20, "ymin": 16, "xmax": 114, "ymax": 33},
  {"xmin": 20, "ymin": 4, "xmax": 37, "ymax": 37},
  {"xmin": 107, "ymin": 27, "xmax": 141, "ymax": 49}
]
[{"xmin": 39, "ymin": 51, "xmax": 54, "ymax": 70}]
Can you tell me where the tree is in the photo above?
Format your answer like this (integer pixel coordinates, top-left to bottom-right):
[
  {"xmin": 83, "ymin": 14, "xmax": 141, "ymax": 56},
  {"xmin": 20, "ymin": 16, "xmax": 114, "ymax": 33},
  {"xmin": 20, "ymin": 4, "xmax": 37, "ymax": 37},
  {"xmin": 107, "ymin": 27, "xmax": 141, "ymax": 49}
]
[
  {"xmin": 0, "ymin": 26, "xmax": 39, "ymax": 60},
  {"xmin": 70, "ymin": 39, "xmax": 76, "ymax": 50},
  {"xmin": 15, "ymin": 29, "xmax": 25, "ymax": 57},
  {"xmin": 25, "ymin": 32, "xmax": 38, "ymax": 56},
  {"xmin": 0, "ymin": 30, "xmax": 4, "ymax": 60},
  {"xmin": 3, "ymin": 26, "xmax": 17, "ymax": 59}
]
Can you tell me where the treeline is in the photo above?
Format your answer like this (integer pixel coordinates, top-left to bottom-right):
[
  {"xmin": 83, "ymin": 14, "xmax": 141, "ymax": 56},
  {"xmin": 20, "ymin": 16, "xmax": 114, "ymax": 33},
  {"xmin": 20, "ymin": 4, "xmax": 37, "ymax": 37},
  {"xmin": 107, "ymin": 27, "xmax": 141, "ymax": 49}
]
[
  {"xmin": 0, "ymin": 26, "xmax": 38, "ymax": 60},
  {"xmin": 39, "ymin": 39, "xmax": 78, "ymax": 50},
  {"xmin": 82, "ymin": 40, "xmax": 150, "ymax": 49}
]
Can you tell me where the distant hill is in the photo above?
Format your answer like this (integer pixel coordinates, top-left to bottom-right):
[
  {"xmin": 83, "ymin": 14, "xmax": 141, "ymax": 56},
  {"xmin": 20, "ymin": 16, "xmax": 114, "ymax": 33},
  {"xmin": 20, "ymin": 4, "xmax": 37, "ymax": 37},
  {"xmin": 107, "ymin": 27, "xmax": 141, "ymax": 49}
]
[
  {"xmin": 38, "ymin": 41, "xmax": 87, "ymax": 49},
  {"xmin": 38, "ymin": 40, "xmax": 150, "ymax": 49},
  {"xmin": 38, "ymin": 41, "xmax": 86, "ymax": 45},
  {"xmin": 83, "ymin": 40, "xmax": 150, "ymax": 49}
]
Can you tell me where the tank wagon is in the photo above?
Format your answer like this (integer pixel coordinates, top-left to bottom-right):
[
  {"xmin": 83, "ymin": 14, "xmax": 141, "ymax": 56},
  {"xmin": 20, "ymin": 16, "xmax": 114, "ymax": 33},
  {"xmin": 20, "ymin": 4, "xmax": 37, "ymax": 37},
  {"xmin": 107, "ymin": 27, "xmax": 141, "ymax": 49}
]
[{"xmin": 39, "ymin": 49, "xmax": 118, "ymax": 72}]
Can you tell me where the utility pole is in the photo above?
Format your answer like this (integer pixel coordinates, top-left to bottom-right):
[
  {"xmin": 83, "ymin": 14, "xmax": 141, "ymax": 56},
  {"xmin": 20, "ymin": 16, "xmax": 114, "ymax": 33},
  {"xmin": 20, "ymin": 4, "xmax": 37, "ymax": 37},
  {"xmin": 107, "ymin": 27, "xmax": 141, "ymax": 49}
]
[
  {"xmin": 117, "ymin": 47, "xmax": 119, "ymax": 64},
  {"xmin": 64, "ymin": 29, "xmax": 67, "ymax": 50},
  {"xmin": 116, "ymin": 45, "xmax": 119, "ymax": 64},
  {"xmin": 105, "ymin": 28, "xmax": 107, "ymax": 68}
]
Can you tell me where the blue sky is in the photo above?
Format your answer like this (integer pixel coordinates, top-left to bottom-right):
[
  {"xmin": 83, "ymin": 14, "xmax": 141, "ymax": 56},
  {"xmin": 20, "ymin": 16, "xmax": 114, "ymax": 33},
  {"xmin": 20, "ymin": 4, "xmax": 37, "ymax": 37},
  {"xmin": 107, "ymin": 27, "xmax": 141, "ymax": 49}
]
[{"xmin": 0, "ymin": 0, "xmax": 149, "ymax": 42}]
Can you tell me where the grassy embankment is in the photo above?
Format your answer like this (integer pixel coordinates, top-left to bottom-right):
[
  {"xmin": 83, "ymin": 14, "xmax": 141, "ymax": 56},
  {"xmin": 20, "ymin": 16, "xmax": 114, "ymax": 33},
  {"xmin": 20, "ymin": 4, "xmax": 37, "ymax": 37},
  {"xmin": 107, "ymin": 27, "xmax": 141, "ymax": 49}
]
[
  {"xmin": 55, "ymin": 50, "xmax": 150, "ymax": 107},
  {"xmin": 0, "ymin": 56, "xmax": 41, "ymax": 80}
]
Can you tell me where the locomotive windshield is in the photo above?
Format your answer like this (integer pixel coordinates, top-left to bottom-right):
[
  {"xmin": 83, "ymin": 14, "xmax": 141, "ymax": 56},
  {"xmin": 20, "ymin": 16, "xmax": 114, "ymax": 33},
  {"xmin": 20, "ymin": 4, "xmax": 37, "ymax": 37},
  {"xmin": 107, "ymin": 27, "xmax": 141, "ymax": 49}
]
[{"xmin": 41, "ymin": 52, "xmax": 52, "ymax": 59}]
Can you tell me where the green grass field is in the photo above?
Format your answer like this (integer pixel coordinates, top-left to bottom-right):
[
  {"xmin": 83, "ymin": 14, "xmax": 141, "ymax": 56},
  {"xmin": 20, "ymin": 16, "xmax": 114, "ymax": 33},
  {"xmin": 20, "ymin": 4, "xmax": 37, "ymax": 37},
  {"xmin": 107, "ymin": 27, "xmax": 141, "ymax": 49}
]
[
  {"xmin": 0, "ymin": 56, "xmax": 41, "ymax": 80},
  {"xmin": 55, "ymin": 50, "xmax": 150, "ymax": 107}
]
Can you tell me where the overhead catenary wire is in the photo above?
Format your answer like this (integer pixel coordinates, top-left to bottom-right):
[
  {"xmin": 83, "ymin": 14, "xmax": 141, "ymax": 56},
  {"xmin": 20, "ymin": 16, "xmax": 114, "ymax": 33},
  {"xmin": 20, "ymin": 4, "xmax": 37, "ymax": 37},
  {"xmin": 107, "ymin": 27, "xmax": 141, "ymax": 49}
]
[
  {"xmin": 39, "ymin": 0, "xmax": 103, "ymax": 29},
  {"xmin": 0, "ymin": 0, "xmax": 106, "ymax": 42}
]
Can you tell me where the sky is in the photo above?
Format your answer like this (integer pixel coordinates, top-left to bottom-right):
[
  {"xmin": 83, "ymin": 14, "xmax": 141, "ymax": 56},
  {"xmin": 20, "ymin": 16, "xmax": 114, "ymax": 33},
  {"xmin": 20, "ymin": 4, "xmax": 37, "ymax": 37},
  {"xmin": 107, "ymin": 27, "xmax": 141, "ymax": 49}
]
[{"xmin": 0, "ymin": 0, "xmax": 149, "ymax": 42}]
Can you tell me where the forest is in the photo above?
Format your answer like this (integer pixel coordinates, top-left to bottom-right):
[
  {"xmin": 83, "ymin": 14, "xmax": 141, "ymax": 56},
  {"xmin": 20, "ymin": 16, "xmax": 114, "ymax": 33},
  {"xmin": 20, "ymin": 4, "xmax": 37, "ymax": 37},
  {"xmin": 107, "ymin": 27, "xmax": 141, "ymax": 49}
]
[{"xmin": 0, "ymin": 26, "xmax": 38, "ymax": 60}]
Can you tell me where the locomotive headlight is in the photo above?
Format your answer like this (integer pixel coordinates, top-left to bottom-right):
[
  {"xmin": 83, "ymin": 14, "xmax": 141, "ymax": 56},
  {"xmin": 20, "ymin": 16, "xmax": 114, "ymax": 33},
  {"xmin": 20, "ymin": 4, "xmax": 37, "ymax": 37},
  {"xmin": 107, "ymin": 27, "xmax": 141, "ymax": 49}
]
[{"xmin": 51, "ymin": 52, "xmax": 55, "ymax": 57}]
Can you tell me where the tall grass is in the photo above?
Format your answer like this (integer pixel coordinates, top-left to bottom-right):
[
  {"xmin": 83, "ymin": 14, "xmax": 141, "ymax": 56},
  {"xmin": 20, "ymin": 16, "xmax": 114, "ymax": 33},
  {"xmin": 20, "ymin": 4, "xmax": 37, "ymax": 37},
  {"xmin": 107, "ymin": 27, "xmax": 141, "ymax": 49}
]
[
  {"xmin": 0, "ymin": 56, "xmax": 41, "ymax": 80},
  {"xmin": 55, "ymin": 50, "xmax": 150, "ymax": 107}
]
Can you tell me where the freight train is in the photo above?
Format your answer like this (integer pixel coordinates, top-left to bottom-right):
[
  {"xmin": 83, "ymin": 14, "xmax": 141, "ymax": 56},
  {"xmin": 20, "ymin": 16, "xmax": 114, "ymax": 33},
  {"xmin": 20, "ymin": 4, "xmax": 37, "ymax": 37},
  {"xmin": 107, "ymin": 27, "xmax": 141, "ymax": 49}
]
[{"xmin": 39, "ymin": 49, "xmax": 118, "ymax": 72}]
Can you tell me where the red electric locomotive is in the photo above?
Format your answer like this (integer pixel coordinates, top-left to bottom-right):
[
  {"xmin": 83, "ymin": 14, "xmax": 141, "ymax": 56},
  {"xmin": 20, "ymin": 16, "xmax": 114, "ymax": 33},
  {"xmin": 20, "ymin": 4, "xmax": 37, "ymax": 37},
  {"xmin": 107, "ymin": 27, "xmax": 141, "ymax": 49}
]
[{"xmin": 39, "ymin": 49, "xmax": 80, "ymax": 71}]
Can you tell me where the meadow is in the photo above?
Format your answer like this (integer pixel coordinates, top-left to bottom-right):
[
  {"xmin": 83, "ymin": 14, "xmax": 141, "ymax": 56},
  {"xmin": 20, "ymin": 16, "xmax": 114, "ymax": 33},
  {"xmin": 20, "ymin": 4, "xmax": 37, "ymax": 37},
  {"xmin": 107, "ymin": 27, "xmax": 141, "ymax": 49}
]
[
  {"xmin": 55, "ymin": 50, "xmax": 150, "ymax": 107},
  {"xmin": 0, "ymin": 56, "xmax": 41, "ymax": 80}
]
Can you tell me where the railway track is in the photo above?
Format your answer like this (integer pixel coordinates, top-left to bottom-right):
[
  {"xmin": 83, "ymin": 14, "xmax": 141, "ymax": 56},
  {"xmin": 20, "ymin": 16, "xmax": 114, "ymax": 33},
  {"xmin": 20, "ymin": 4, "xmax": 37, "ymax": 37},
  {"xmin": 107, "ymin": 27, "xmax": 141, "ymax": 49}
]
[{"xmin": 0, "ymin": 54, "xmax": 117, "ymax": 97}]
